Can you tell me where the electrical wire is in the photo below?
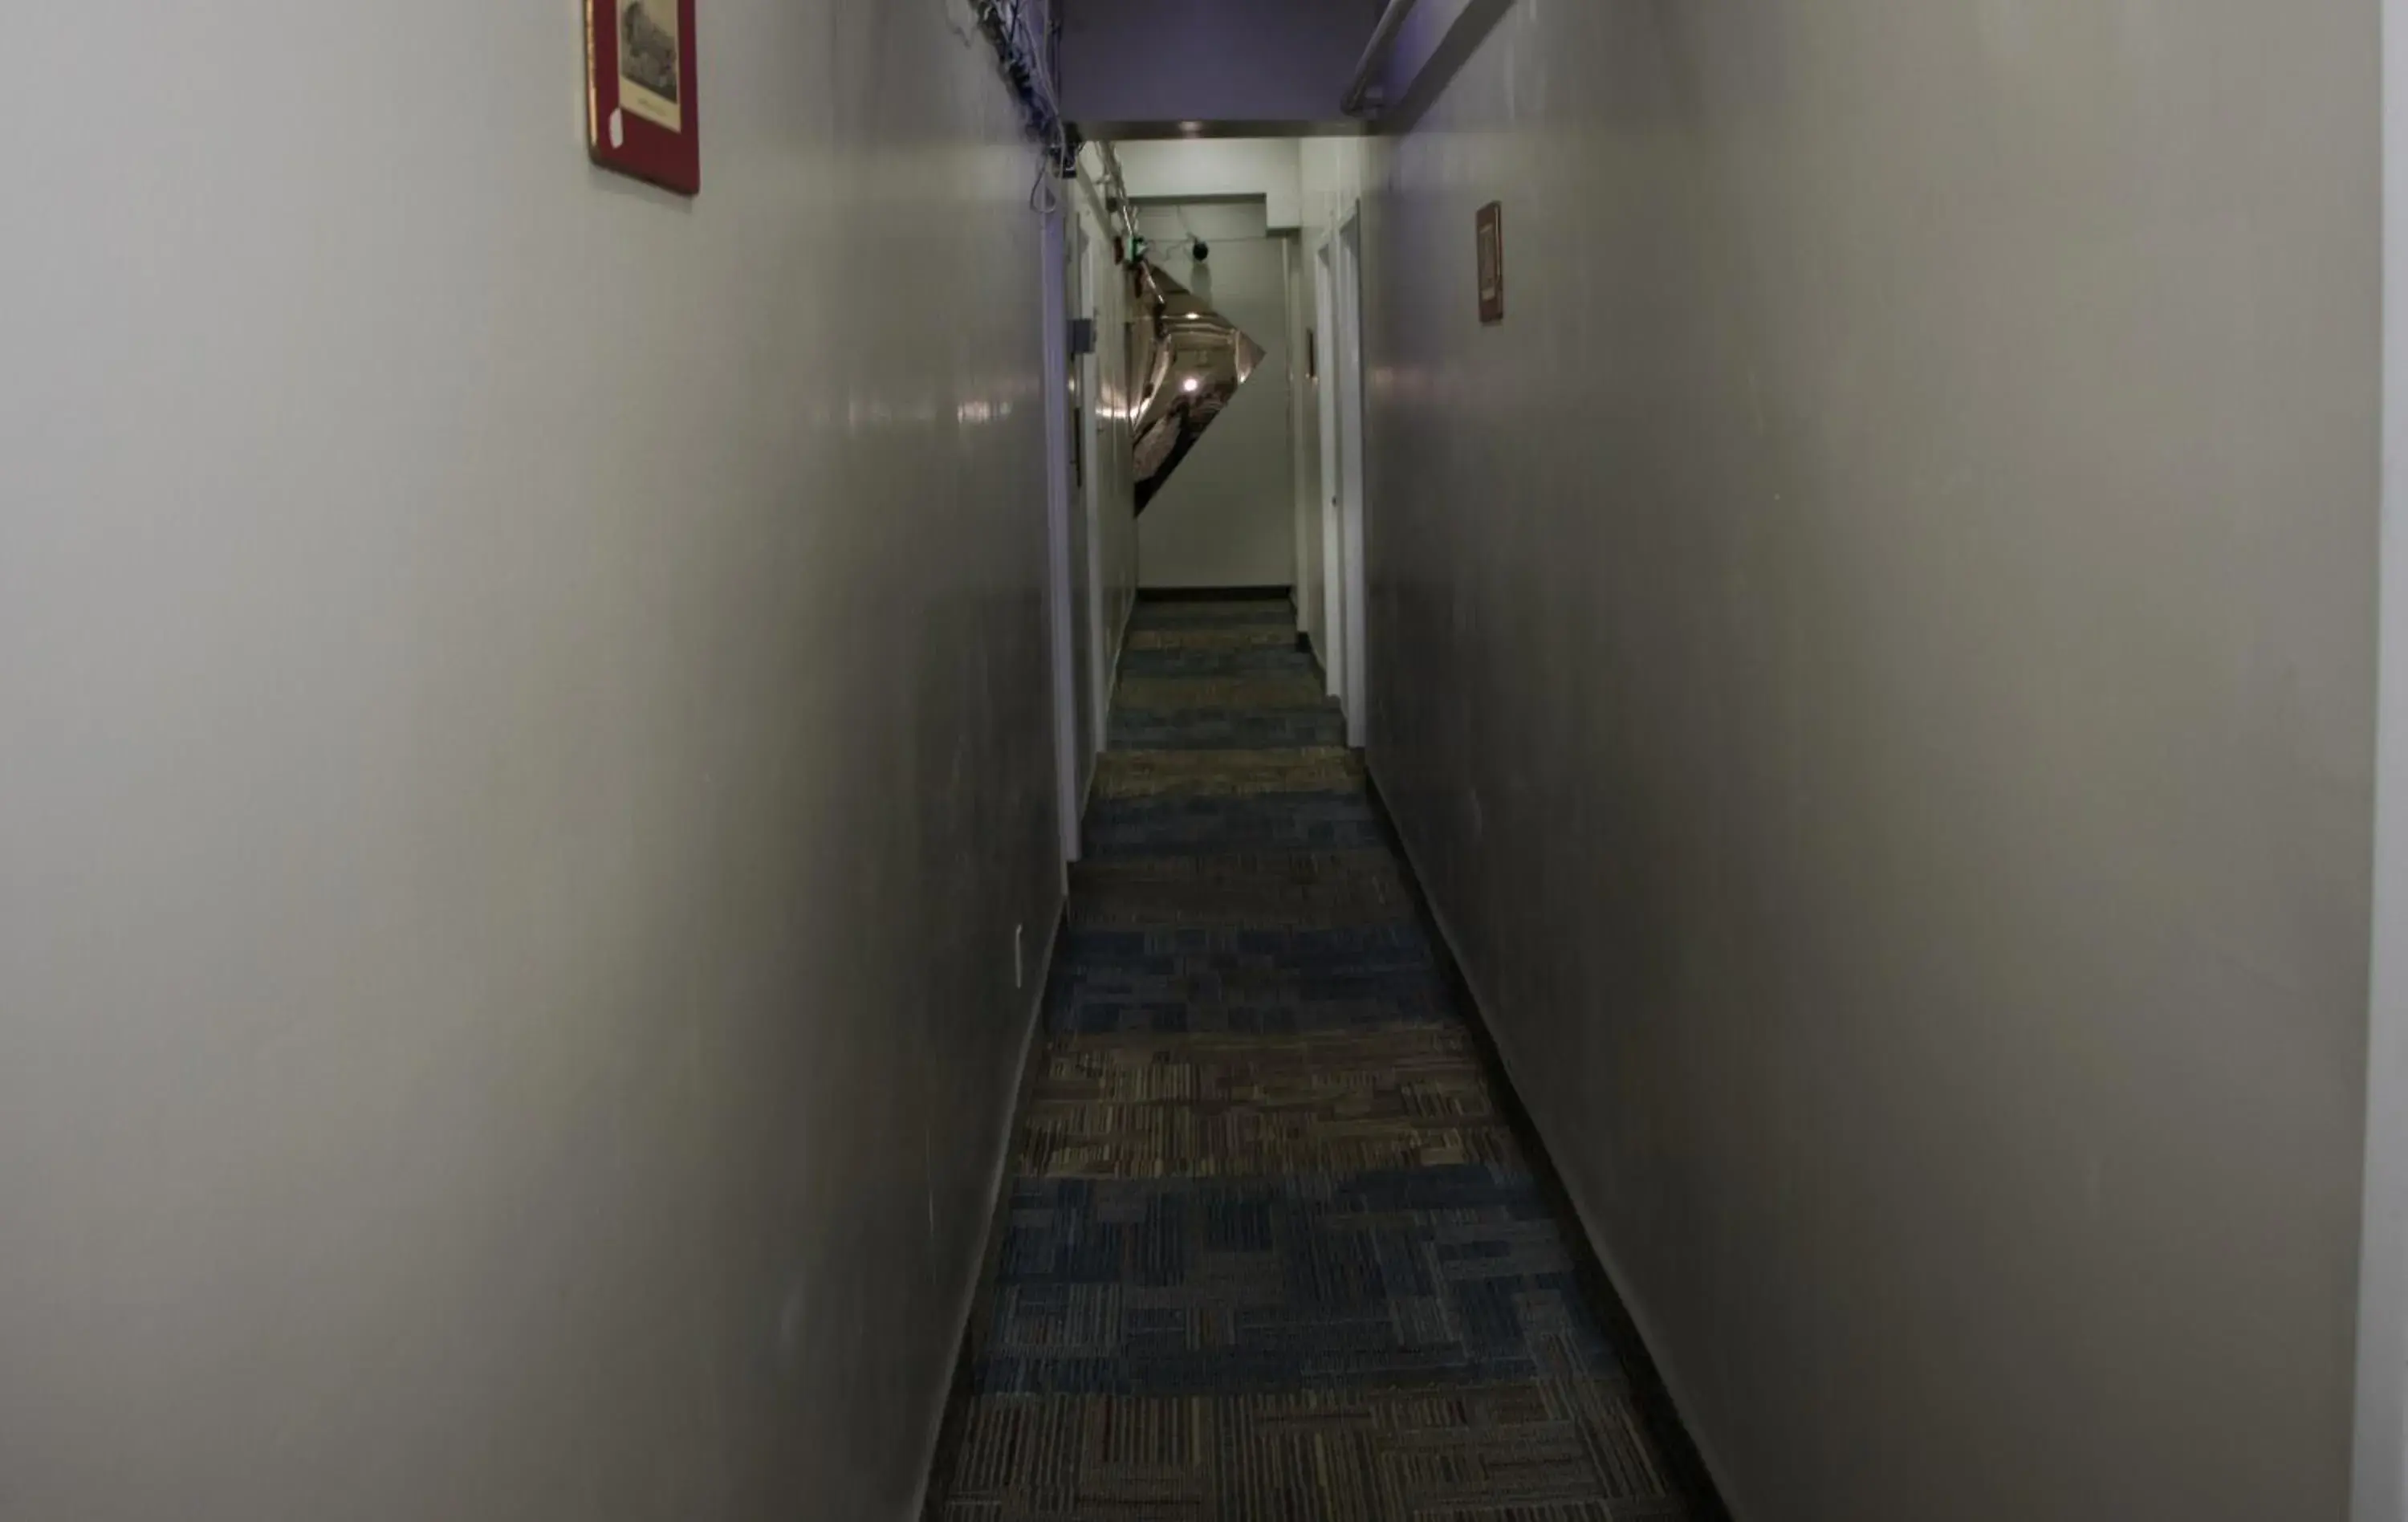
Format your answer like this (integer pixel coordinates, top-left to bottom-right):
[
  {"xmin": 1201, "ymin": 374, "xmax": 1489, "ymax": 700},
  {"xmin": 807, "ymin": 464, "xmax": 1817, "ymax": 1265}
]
[{"xmin": 955, "ymin": 0, "xmax": 1076, "ymax": 214}]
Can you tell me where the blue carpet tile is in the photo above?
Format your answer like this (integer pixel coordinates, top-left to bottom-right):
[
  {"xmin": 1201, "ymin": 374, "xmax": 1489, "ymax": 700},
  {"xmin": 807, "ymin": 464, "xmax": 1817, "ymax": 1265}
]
[
  {"xmin": 1084, "ymin": 793, "xmax": 1390, "ymax": 857},
  {"xmin": 1110, "ymin": 706, "xmax": 1352, "ymax": 751},
  {"xmin": 928, "ymin": 595, "xmax": 1714, "ymax": 1520}
]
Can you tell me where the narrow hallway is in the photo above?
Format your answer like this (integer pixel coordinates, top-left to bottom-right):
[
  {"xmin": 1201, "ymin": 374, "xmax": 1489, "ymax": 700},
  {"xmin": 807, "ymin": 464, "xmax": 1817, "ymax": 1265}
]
[
  {"xmin": 928, "ymin": 596, "xmax": 1718, "ymax": 1520},
  {"xmin": 4, "ymin": 1, "xmax": 2390, "ymax": 1516}
]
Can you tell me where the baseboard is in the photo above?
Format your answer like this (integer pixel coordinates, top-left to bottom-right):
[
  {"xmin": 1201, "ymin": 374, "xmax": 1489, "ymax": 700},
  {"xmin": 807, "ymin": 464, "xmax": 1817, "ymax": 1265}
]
[
  {"xmin": 1290, "ymin": 591, "xmax": 1329, "ymax": 678},
  {"xmin": 1135, "ymin": 584, "xmax": 1294, "ymax": 602},
  {"xmin": 1359, "ymin": 756, "xmax": 1743, "ymax": 1522},
  {"xmin": 1084, "ymin": 591, "xmax": 1141, "ymax": 820},
  {"xmin": 1283, "ymin": 590, "xmax": 1321, "ymax": 664},
  {"xmin": 908, "ymin": 905, "xmax": 1065, "ymax": 1521}
]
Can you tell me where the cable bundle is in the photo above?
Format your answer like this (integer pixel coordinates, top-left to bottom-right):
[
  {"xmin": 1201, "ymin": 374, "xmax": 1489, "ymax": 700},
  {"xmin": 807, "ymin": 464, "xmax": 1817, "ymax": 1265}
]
[{"xmin": 964, "ymin": 0, "xmax": 1080, "ymax": 204}]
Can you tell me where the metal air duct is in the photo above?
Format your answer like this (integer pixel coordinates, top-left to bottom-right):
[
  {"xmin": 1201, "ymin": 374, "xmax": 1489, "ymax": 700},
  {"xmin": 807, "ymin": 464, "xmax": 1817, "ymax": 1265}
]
[{"xmin": 1128, "ymin": 261, "xmax": 1265, "ymax": 513}]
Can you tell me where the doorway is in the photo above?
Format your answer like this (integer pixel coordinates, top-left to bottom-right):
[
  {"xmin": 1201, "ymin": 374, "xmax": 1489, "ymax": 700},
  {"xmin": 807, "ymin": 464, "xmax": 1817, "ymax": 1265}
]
[{"xmin": 1315, "ymin": 214, "xmax": 1370, "ymax": 747}]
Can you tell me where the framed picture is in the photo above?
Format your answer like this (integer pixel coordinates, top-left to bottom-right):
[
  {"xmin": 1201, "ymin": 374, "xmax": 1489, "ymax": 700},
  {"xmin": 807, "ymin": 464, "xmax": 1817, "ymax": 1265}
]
[
  {"xmin": 587, "ymin": 0, "xmax": 700, "ymax": 195},
  {"xmin": 1476, "ymin": 202, "xmax": 1505, "ymax": 324}
]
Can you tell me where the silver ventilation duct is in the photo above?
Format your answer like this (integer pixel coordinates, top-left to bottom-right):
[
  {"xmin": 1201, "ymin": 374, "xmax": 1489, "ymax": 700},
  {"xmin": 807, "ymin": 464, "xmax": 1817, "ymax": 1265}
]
[{"xmin": 1128, "ymin": 260, "xmax": 1266, "ymax": 514}]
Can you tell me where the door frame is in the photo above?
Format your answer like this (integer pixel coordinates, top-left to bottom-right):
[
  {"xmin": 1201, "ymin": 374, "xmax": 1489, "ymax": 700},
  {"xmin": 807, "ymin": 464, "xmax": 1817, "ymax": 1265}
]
[
  {"xmin": 1313, "ymin": 214, "xmax": 1371, "ymax": 747},
  {"xmin": 1314, "ymin": 236, "xmax": 1348, "ymax": 712},
  {"xmin": 1080, "ymin": 222, "xmax": 1112, "ymax": 768},
  {"xmin": 1334, "ymin": 211, "xmax": 1369, "ymax": 749},
  {"xmin": 2358, "ymin": 0, "xmax": 2408, "ymax": 1509},
  {"xmin": 1041, "ymin": 204, "xmax": 1081, "ymax": 867}
]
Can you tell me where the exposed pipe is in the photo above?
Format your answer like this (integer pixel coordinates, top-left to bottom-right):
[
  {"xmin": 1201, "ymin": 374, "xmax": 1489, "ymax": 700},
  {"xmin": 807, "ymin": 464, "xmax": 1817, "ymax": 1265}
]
[
  {"xmin": 1341, "ymin": 0, "xmax": 1423, "ymax": 117},
  {"xmin": 1094, "ymin": 143, "xmax": 1139, "ymax": 261}
]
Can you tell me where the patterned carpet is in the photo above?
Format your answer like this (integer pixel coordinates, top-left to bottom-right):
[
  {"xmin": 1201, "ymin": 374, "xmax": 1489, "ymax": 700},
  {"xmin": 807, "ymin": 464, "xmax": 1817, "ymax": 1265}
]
[{"xmin": 928, "ymin": 596, "xmax": 1717, "ymax": 1521}]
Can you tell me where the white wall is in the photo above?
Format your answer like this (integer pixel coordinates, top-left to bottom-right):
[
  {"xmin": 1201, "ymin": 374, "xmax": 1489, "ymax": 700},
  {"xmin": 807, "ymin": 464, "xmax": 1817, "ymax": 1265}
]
[
  {"xmin": 1112, "ymin": 140, "xmax": 1304, "ymax": 230},
  {"xmin": 0, "ymin": 3, "xmax": 1061, "ymax": 1518},
  {"xmin": 1136, "ymin": 202, "xmax": 1298, "ymax": 591},
  {"xmin": 1362, "ymin": 4, "xmax": 2377, "ymax": 1520}
]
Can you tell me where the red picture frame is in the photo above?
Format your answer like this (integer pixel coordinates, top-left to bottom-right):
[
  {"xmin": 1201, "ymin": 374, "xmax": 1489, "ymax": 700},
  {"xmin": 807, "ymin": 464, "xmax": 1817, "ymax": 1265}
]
[{"xmin": 587, "ymin": 0, "xmax": 700, "ymax": 196}]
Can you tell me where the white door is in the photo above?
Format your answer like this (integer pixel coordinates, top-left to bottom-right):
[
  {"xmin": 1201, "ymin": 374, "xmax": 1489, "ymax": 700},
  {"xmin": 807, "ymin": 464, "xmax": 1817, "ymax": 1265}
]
[
  {"xmin": 1335, "ymin": 213, "xmax": 1369, "ymax": 749},
  {"xmin": 1314, "ymin": 239, "xmax": 1346, "ymax": 708}
]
